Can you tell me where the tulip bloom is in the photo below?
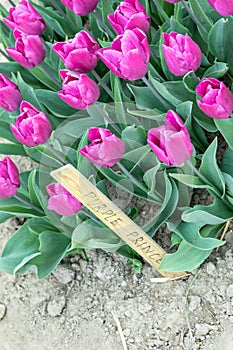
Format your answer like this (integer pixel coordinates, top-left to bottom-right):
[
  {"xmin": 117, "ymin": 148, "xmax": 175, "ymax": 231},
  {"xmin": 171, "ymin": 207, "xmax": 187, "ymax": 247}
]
[
  {"xmin": 0, "ymin": 74, "xmax": 22, "ymax": 112},
  {"xmin": 162, "ymin": 32, "xmax": 202, "ymax": 76},
  {"xmin": 58, "ymin": 70, "xmax": 100, "ymax": 110},
  {"xmin": 108, "ymin": 0, "xmax": 150, "ymax": 35},
  {"xmin": 207, "ymin": 0, "xmax": 233, "ymax": 16},
  {"xmin": 0, "ymin": 157, "xmax": 20, "ymax": 199},
  {"xmin": 79, "ymin": 127, "xmax": 125, "ymax": 167},
  {"xmin": 6, "ymin": 30, "xmax": 45, "ymax": 69},
  {"xmin": 10, "ymin": 101, "xmax": 52, "ymax": 147},
  {"xmin": 97, "ymin": 28, "xmax": 150, "ymax": 81},
  {"xmin": 147, "ymin": 110, "xmax": 193, "ymax": 166},
  {"xmin": 53, "ymin": 31, "xmax": 100, "ymax": 73},
  {"xmin": 196, "ymin": 78, "xmax": 233, "ymax": 119},
  {"xmin": 60, "ymin": 0, "xmax": 99, "ymax": 16},
  {"xmin": 3, "ymin": 0, "xmax": 45, "ymax": 35},
  {"xmin": 46, "ymin": 183, "xmax": 82, "ymax": 216}
]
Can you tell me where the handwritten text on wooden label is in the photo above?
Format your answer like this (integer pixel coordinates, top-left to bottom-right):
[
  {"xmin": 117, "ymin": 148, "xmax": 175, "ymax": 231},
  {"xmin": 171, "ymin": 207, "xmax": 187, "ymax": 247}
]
[{"xmin": 51, "ymin": 164, "xmax": 188, "ymax": 279}]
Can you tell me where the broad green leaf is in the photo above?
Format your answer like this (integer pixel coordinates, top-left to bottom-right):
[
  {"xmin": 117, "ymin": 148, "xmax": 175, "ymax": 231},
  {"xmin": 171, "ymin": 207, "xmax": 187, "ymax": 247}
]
[
  {"xmin": 199, "ymin": 138, "xmax": 225, "ymax": 195},
  {"xmin": 208, "ymin": 17, "xmax": 233, "ymax": 74},
  {"xmin": 35, "ymin": 89, "xmax": 77, "ymax": 118},
  {"xmin": 215, "ymin": 118, "xmax": 233, "ymax": 150},
  {"xmin": 15, "ymin": 231, "xmax": 70, "ymax": 279},
  {"xmin": 167, "ymin": 221, "xmax": 224, "ymax": 250},
  {"xmin": 159, "ymin": 224, "xmax": 224, "ymax": 272},
  {"xmin": 71, "ymin": 221, "xmax": 124, "ymax": 252},
  {"xmin": 204, "ymin": 62, "xmax": 229, "ymax": 79},
  {"xmin": 221, "ymin": 147, "xmax": 233, "ymax": 175},
  {"xmin": 144, "ymin": 173, "xmax": 179, "ymax": 235},
  {"xmin": 182, "ymin": 198, "xmax": 233, "ymax": 224},
  {"xmin": 0, "ymin": 219, "xmax": 40, "ymax": 274},
  {"xmin": 0, "ymin": 143, "xmax": 27, "ymax": 156}
]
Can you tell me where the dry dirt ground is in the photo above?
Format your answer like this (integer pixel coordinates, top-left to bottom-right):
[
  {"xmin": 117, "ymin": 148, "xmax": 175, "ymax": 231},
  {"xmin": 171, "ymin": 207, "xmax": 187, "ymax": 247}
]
[{"xmin": 1, "ymin": 1, "xmax": 233, "ymax": 349}]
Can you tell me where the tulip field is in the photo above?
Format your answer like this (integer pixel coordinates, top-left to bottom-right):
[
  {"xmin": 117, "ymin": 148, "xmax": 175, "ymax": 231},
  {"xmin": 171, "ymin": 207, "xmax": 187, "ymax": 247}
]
[{"xmin": 0, "ymin": 0, "xmax": 232, "ymax": 282}]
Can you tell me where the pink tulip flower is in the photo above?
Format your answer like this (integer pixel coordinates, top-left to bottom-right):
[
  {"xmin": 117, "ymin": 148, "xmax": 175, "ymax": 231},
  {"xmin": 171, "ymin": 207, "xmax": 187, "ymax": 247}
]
[
  {"xmin": 3, "ymin": 0, "xmax": 45, "ymax": 35},
  {"xmin": 147, "ymin": 110, "xmax": 193, "ymax": 166},
  {"xmin": 196, "ymin": 78, "xmax": 233, "ymax": 119},
  {"xmin": 79, "ymin": 127, "xmax": 125, "ymax": 167},
  {"xmin": 6, "ymin": 29, "xmax": 45, "ymax": 68},
  {"xmin": 0, "ymin": 157, "xmax": 20, "ymax": 199},
  {"xmin": 10, "ymin": 101, "xmax": 52, "ymax": 147},
  {"xmin": 0, "ymin": 74, "xmax": 22, "ymax": 112},
  {"xmin": 46, "ymin": 183, "xmax": 82, "ymax": 216},
  {"xmin": 162, "ymin": 32, "xmax": 202, "ymax": 76},
  {"xmin": 108, "ymin": 0, "xmax": 150, "ymax": 35}
]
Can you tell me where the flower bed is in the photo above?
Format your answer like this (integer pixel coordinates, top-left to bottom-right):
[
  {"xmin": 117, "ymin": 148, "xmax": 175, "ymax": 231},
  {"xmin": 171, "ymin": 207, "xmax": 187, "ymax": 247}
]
[{"xmin": 0, "ymin": 0, "xmax": 232, "ymax": 278}]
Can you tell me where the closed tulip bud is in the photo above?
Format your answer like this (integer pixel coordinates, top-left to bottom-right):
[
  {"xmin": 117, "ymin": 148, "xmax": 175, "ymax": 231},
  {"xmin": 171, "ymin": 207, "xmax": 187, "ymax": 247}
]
[
  {"xmin": 3, "ymin": 0, "xmax": 45, "ymax": 35},
  {"xmin": 53, "ymin": 31, "xmax": 100, "ymax": 73},
  {"xmin": 58, "ymin": 70, "xmax": 100, "ymax": 110},
  {"xmin": 162, "ymin": 32, "xmax": 202, "ymax": 76},
  {"xmin": 97, "ymin": 28, "xmax": 150, "ymax": 81},
  {"xmin": 79, "ymin": 127, "xmax": 125, "ymax": 167},
  {"xmin": 6, "ymin": 30, "xmax": 45, "ymax": 69},
  {"xmin": 147, "ymin": 110, "xmax": 193, "ymax": 166},
  {"xmin": 0, "ymin": 74, "xmax": 22, "ymax": 112},
  {"xmin": 108, "ymin": 0, "xmax": 150, "ymax": 35},
  {"xmin": 10, "ymin": 101, "xmax": 52, "ymax": 147},
  {"xmin": 207, "ymin": 0, "xmax": 233, "ymax": 16},
  {"xmin": 0, "ymin": 157, "xmax": 20, "ymax": 199},
  {"xmin": 46, "ymin": 183, "xmax": 82, "ymax": 217},
  {"xmin": 196, "ymin": 78, "xmax": 233, "ymax": 119},
  {"xmin": 60, "ymin": 0, "xmax": 99, "ymax": 16}
]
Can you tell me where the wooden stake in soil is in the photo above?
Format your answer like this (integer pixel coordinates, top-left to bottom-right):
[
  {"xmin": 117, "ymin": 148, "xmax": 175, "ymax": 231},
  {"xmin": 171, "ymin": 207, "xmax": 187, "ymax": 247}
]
[{"xmin": 51, "ymin": 164, "xmax": 188, "ymax": 279}]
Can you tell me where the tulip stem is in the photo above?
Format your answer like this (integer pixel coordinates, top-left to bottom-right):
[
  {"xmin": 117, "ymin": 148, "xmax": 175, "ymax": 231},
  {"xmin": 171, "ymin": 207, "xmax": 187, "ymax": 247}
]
[
  {"xmin": 92, "ymin": 69, "xmax": 114, "ymax": 99},
  {"xmin": 92, "ymin": 11, "xmax": 115, "ymax": 40},
  {"xmin": 8, "ymin": 0, "xmax": 16, "ymax": 7},
  {"xmin": 14, "ymin": 194, "xmax": 44, "ymax": 215},
  {"xmin": 50, "ymin": 0, "xmax": 75, "ymax": 29},
  {"xmin": 186, "ymin": 159, "xmax": 210, "ymax": 184},
  {"xmin": 180, "ymin": 0, "xmax": 207, "ymax": 35},
  {"xmin": 45, "ymin": 143, "xmax": 68, "ymax": 165},
  {"xmin": 80, "ymin": 209, "xmax": 101, "ymax": 226},
  {"xmin": 191, "ymin": 71, "xmax": 200, "ymax": 83},
  {"xmin": 117, "ymin": 161, "xmax": 163, "ymax": 202},
  {"xmin": 141, "ymin": 76, "xmax": 170, "ymax": 108},
  {"xmin": 94, "ymin": 104, "xmax": 122, "ymax": 135},
  {"xmin": 152, "ymin": 0, "xmax": 170, "ymax": 22},
  {"xmin": 39, "ymin": 62, "xmax": 61, "ymax": 88}
]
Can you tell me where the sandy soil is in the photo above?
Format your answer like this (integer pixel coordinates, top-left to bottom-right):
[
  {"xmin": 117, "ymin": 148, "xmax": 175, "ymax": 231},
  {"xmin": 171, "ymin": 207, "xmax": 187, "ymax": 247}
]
[
  {"xmin": 1, "ymin": 1, "xmax": 233, "ymax": 349},
  {"xmin": 0, "ymin": 216, "xmax": 233, "ymax": 350}
]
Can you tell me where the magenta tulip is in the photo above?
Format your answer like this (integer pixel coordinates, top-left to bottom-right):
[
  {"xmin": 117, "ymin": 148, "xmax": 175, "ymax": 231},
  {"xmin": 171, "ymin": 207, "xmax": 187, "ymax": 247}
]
[
  {"xmin": 60, "ymin": 0, "xmax": 99, "ymax": 16},
  {"xmin": 0, "ymin": 157, "xmax": 20, "ymax": 199},
  {"xmin": 53, "ymin": 31, "xmax": 100, "ymax": 73},
  {"xmin": 97, "ymin": 28, "xmax": 150, "ymax": 81},
  {"xmin": 147, "ymin": 110, "xmax": 193, "ymax": 166},
  {"xmin": 162, "ymin": 32, "xmax": 202, "ymax": 76},
  {"xmin": 207, "ymin": 0, "xmax": 233, "ymax": 16},
  {"xmin": 79, "ymin": 127, "xmax": 125, "ymax": 167},
  {"xmin": 6, "ymin": 30, "xmax": 45, "ymax": 69},
  {"xmin": 196, "ymin": 78, "xmax": 233, "ymax": 119},
  {"xmin": 10, "ymin": 101, "xmax": 52, "ymax": 147},
  {"xmin": 0, "ymin": 74, "xmax": 22, "ymax": 112},
  {"xmin": 46, "ymin": 183, "xmax": 82, "ymax": 216},
  {"xmin": 108, "ymin": 0, "xmax": 150, "ymax": 35},
  {"xmin": 58, "ymin": 70, "xmax": 100, "ymax": 110},
  {"xmin": 3, "ymin": 0, "xmax": 45, "ymax": 35}
]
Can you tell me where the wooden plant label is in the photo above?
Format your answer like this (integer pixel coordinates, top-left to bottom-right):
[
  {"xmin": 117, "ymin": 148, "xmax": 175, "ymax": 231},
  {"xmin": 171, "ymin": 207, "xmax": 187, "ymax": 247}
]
[{"xmin": 51, "ymin": 164, "xmax": 188, "ymax": 279}]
